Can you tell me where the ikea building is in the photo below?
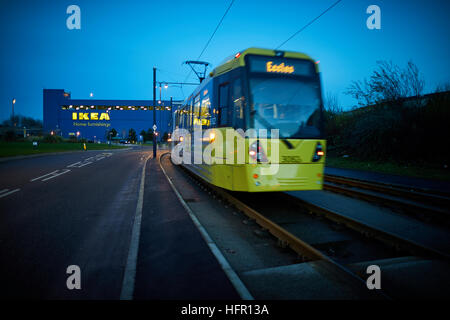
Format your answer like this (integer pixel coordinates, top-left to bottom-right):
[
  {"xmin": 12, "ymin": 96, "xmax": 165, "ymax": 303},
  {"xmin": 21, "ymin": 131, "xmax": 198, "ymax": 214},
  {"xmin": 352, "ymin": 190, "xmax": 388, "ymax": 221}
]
[{"xmin": 43, "ymin": 89, "xmax": 180, "ymax": 142}]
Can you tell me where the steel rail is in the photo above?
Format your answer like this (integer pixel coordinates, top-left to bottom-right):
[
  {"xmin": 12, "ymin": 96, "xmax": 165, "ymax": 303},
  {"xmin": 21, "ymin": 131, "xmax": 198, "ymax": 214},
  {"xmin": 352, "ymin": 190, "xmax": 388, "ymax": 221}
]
[
  {"xmin": 325, "ymin": 174, "xmax": 450, "ymax": 207},
  {"xmin": 282, "ymin": 193, "xmax": 450, "ymax": 261},
  {"xmin": 323, "ymin": 176, "xmax": 450, "ymax": 222}
]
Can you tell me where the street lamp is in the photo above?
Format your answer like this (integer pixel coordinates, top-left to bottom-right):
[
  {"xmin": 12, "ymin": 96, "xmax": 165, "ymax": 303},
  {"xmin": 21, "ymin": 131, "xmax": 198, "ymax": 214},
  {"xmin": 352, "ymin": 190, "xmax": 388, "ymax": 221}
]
[
  {"xmin": 12, "ymin": 98, "xmax": 16, "ymax": 127},
  {"xmin": 90, "ymin": 92, "xmax": 94, "ymax": 98}
]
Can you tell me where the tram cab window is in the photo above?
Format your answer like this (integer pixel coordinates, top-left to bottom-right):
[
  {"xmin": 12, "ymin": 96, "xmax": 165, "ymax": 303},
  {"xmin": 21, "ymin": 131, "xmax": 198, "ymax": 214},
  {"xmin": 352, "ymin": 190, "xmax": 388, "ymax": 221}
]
[
  {"xmin": 232, "ymin": 79, "xmax": 245, "ymax": 130},
  {"xmin": 218, "ymin": 83, "xmax": 230, "ymax": 127}
]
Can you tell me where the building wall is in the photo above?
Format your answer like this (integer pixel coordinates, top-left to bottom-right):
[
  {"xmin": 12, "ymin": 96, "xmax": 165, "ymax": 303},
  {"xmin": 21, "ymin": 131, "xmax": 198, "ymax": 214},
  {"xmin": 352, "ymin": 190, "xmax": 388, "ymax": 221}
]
[{"xmin": 43, "ymin": 89, "xmax": 178, "ymax": 142}]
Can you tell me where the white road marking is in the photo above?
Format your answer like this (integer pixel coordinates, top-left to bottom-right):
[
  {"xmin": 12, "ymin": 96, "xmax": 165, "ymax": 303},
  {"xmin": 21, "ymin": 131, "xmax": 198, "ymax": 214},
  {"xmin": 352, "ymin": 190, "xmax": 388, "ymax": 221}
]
[
  {"xmin": 0, "ymin": 189, "xmax": 9, "ymax": 195},
  {"xmin": 41, "ymin": 169, "xmax": 70, "ymax": 181},
  {"xmin": 67, "ymin": 161, "xmax": 92, "ymax": 168},
  {"xmin": 67, "ymin": 153, "xmax": 112, "ymax": 168},
  {"xmin": 30, "ymin": 169, "xmax": 71, "ymax": 182},
  {"xmin": 120, "ymin": 153, "xmax": 152, "ymax": 300},
  {"xmin": 0, "ymin": 188, "xmax": 20, "ymax": 198},
  {"xmin": 158, "ymin": 153, "xmax": 254, "ymax": 300},
  {"xmin": 67, "ymin": 161, "xmax": 82, "ymax": 168},
  {"xmin": 30, "ymin": 170, "xmax": 59, "ymax": 182}
]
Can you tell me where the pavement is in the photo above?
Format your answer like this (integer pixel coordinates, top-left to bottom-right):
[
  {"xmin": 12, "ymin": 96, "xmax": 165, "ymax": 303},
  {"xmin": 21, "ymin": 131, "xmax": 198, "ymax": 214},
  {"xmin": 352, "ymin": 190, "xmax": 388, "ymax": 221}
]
[{"xmin": 0, "ymin": 147, "xmax": 238, "ymax": 299}]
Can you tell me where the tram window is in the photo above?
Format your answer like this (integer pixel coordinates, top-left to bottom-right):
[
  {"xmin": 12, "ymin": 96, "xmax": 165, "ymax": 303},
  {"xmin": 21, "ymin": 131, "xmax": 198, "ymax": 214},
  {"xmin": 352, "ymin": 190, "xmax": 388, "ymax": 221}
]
[
  {"xmin": 187, "ymin": 99, "xmax": 193, "ymax": 131},
  {"xmin": 181, "ymin": 107, "xmax": 186, "ymax": 129},
  {"xmin": 175, "ymin": 110, "xmax": 180, "ymax": 129},
  {"xmin": 193, "ymin": 94, "xmax": 201, "ymax": 128},
  {"xmin": 184, "ymin": 103, "xmax": 190, "ymax": 130},
  {"xmin": 218, "ymin": 84, "xmax": 230, "ymax": 127},
  {"xmin": 232, "ymin": 79, "xmax": 244, "ymax": 130},
  {"xmin": 200, "ymin": 97, "xmax": 211, "ymax": 128}
]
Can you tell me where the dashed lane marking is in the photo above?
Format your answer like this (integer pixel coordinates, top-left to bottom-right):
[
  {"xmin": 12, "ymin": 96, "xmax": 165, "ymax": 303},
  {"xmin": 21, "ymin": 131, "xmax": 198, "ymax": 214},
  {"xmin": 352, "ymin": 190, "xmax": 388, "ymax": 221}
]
[
  {"xmin": 30, "ymin": 169, "xmax": 71, "ymax": 182},
  {"xmin": 0, "ymin": 188, "xmax": 20, "ymax": 198}
]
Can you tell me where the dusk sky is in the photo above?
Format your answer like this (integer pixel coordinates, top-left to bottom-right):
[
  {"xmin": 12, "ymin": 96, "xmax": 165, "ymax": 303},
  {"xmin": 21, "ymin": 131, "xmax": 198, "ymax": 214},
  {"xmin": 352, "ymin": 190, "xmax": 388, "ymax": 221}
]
[{"xmin": 0, "ymin": 0, "xmax": 449, "ymax": 121}]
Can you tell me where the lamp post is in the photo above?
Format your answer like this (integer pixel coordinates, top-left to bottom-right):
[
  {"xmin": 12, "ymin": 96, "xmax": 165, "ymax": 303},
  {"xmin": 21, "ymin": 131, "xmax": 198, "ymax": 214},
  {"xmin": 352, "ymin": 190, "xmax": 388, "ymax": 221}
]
[
  {"xmin": 170, "ymin": 96, "xmax": 173, "ymax": 134},
  {"xmin": 153, "ymin": 67, "xmax": 157, "ymax": 157},
  {"xmin": 12, "ymin": 98, "xmax": 16, "ymax": 127}
]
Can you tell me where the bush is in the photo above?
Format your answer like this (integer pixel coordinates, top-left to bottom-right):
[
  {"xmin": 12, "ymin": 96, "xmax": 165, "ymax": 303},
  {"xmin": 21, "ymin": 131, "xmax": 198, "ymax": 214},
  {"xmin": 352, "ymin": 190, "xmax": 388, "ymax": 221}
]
[
  {"xmin": 2, "ymin": 130, "xmax": 16, "ymax": 142},
  {"xmin": 325, "ymin": 91, "xmax": 450, "ymax": 166},
  {"xmin": 42, "ymin": 134, "xmax": 63, "ymax": 143},
  {"xmin": 67, "ymin": 136, "xmax": 78, "ymax": 143}
]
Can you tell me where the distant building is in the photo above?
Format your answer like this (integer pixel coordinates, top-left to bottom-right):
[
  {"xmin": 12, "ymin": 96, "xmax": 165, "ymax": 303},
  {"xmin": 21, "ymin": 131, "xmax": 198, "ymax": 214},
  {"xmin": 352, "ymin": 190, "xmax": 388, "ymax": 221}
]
[{"xmin": 43, "ymin": 89, "xmax": 181, "ymax": 142}]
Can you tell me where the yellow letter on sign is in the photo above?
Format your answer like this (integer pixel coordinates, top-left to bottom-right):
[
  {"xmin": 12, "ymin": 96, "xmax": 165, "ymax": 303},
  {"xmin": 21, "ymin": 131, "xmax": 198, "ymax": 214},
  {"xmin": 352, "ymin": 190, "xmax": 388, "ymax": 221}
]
[{"xmin": 99, "ymin": 113, "xmax": 110, "ymax": 120}]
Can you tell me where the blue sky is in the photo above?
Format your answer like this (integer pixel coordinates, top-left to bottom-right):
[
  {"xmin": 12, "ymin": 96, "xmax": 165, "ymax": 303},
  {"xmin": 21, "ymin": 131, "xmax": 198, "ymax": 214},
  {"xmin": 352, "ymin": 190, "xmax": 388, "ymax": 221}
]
[{"xmin": 0, "ymin": 0, "xmax": 449, "ymax": 121}]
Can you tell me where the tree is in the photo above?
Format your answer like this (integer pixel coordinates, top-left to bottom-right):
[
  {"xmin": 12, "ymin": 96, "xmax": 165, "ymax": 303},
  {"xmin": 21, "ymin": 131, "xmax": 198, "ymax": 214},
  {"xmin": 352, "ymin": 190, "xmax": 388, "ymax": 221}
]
[
  {"xmin": 146, "ymin": 128, "xmax": 154, "ymax": 142},
  {"xmin": 128, "ymin": 128, "xmax": 137, "ymax": 143},
  {"xmin": 324, "ymin": 92, "xmax": 342, "ymax": 114},
  {"xmin": 108, "ymin": 128, "xmax": 118, "ymax": 140},
  {"xmin": 140, "ymin": 130, "xmax": 146, "ymax": 142},
  {"xmin": 21, "ymin": 116, "xmax": 43, "ymax": 128},
  {"xmin": 345, "ymin": 60, "xmax": 425, "ymax": 106}
]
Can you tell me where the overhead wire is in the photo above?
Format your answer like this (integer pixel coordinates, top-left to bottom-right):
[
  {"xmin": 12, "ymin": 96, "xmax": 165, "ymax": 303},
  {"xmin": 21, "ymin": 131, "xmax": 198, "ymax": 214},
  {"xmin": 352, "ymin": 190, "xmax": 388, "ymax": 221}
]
[
  {"xmin": 183, "ymin": 0, "xmax": 235, "ymax": 83},
  {"xmin": 275, "ymin": 0, "xmax": 342, "ymax": 50}
]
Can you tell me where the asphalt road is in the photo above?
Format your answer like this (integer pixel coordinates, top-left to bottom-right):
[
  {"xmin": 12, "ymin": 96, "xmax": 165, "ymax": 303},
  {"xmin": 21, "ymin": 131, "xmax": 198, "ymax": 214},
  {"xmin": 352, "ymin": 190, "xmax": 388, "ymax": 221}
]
[
  {"xmin": 0, "ymin": 146, "xmax": 239, "ymax": 300},
  {"xmin": 0, "ymin": 147, "xmax": 148, "ymax": 299}
]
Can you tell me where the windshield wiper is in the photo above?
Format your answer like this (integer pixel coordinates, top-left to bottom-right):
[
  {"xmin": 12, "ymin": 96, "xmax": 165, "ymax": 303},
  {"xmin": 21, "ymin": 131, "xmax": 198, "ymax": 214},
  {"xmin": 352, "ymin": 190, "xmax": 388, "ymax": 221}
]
[{"xmin": 251, "ymin": 110, "xmax": 293, "ymax": 148}]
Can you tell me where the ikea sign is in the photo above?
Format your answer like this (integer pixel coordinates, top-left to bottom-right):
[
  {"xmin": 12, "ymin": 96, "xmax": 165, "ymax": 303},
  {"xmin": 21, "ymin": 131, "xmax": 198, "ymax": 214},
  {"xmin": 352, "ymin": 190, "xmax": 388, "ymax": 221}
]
[{"xmin": 72, "ymin": 112, "xmax": 110, "ymax": 121}]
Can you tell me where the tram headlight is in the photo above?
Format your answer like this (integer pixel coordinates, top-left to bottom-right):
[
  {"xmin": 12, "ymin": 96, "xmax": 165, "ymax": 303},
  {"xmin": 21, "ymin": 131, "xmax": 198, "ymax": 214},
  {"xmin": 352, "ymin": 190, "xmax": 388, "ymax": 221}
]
[
  {"xmin": 249, "ymin": 141, "xmax": 268, "ymax": 163},
  {"xmin": 312, "ymin": 142, "xmax": 324, "ymax": 162}
]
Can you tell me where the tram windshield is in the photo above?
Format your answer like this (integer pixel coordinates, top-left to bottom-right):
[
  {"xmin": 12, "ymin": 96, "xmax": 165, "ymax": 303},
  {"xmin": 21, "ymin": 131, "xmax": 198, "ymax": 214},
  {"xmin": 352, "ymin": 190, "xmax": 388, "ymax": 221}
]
[{"xmin": 249, "ymin": 77, "xmax": 322, "ymax": 139}]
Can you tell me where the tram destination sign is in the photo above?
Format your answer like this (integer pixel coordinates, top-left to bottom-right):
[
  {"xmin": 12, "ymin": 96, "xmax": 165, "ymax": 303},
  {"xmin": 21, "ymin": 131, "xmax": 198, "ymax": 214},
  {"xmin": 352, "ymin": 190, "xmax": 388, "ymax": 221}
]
[{"xmin": 247, "ymin": 55, "xmax": 316, "ymax": 77}]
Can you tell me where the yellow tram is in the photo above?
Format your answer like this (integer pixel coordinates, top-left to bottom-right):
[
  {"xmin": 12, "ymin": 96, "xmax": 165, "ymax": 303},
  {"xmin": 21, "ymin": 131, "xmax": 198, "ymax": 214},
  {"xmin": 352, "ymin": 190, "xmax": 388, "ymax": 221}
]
[{"xmin": 171, "ymin": 48, "xmax": 326, "ymax": 192}]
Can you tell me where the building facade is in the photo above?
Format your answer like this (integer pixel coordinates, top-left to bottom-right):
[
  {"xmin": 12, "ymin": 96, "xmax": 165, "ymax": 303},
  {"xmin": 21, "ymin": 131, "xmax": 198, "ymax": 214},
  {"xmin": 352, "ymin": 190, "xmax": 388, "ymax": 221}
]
[{"xmin": 43, "ymin": 89, "xmax": 180, "ymax": 142}]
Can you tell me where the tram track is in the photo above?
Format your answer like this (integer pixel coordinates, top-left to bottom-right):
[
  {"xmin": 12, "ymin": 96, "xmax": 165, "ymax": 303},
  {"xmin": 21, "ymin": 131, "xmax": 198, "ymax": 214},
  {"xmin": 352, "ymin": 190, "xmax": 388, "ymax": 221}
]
[
  {"xmin": 161, "ymin": 153, "xmax": 450, "ymax": 298},
  {"xmin": 323, "ymin": 174, "xmax": 450, "ymax": 225},
  {"xmin": 161, "ymin": 154, "xmax": 397, "ymax": 298}
]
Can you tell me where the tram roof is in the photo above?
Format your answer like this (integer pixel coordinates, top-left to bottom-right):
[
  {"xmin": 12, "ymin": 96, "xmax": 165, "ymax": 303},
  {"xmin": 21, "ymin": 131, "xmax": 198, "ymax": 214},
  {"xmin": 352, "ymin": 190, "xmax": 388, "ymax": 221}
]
[
  {"xmin": 178, "ymin": 47, "xmax": 318, "ymax": 108},
  {"xmin": 211, "ymin": 47, "xmax": 317, "ymax": 78}
]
